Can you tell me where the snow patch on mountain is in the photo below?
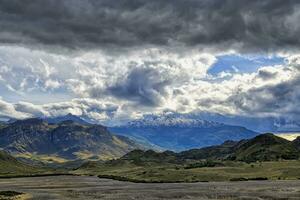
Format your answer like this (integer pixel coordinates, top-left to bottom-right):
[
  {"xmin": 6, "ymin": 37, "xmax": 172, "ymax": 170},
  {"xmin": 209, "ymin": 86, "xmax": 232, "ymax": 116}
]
[{"xmin": 126, "ymin": 115, "xmax": 224, "ymax": 128}]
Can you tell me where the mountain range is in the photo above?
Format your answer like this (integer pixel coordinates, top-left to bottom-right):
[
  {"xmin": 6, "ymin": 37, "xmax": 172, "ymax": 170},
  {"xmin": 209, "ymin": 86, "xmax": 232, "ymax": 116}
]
[
  {"xmin": 109, "ymin": 115, "xmax": 259, "ymax": 151},
  {"xmin": 0, "ymin": 118, "xmax": 140, "ymax": 163},
  {"xmin": 2, "ymin": 113, "xmax": 292, "ymax": 165},
  {"xmin": 154, "ymin": 112, "xmax": 300, "ymax": 132},
  {"xmin": 1, "ymin": 132, "xmax": 299, "ymax": 182}
]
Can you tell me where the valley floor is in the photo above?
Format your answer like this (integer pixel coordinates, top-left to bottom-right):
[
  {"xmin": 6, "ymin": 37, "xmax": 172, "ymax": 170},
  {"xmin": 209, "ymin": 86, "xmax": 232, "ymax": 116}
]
[
  {"xmin": 75, "ymin": 160, "xmax": 300, "ymax": 182},
  {"xmin": 0, "ymin": 175, "xmax": 299, "ymax": 200}
]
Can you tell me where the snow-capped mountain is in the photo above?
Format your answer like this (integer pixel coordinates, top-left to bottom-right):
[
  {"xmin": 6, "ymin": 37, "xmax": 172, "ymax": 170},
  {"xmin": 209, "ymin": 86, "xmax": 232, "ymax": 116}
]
[
  {"xmin": 109, "ymin": 114, "xmax": 259, "ymax": 151},
  {"xmin": 126, "ymin": 115, "xmax": 224, "ymax": 128}
]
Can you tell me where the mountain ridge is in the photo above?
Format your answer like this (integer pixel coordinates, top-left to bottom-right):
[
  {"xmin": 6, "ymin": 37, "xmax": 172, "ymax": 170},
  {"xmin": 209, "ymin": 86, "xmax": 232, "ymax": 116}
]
[
  {"xmin": 0, "ymin": 118, "xmax": 141, "ymax": 163},
  {"xmin": 44, "ymin": 113, "xmax": 90, "ymax": 125}
]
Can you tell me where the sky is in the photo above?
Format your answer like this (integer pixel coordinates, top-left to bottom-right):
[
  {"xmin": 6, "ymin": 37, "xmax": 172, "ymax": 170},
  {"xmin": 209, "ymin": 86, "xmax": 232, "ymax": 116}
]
[{"xmin": 0, "ymin": 0, "xmax": 300, "ymax": 129}]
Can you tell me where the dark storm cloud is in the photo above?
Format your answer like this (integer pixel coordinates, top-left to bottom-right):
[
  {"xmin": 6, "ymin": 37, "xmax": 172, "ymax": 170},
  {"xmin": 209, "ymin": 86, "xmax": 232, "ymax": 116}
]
[
  {"xmin": 229, "ymin": 76, "xmax": 300, "ymax": 118},
  {"xmin": 257, "ymin": 69, "xmax": 278, "ymax": 80},
  {"xmin": 99, "ymin": 67, "xmax": 171, "ymax": 106},
  {"xmin": 0, "ymin": 0, "xmax": 300, "ymax": 52}
]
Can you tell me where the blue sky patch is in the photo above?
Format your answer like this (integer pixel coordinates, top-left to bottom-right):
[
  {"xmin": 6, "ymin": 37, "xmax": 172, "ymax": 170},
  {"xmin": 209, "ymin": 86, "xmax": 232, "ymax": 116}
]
[{"xmin": 208, "ymin": 54, "xmax": 285, "ymax": 75}]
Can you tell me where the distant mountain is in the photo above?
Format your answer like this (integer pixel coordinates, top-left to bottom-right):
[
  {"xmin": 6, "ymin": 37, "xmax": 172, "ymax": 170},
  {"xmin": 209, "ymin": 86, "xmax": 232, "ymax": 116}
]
[
  {"xmin": 119, "ymin": 133, "xmax": 300, "ymax": 163},
  {"xmin": 44, "ymin": 113, "xmax": 90, "ymax": 125},
  {"xmin": 0, "ymin": 118, "xmax": 141, "ymax": 163},
  {"xmin": 109, "ymin": 115, "xmax": 259, "ymax": 151},
  {"xmin": 144, "ymin": 112, "xmax": 300, "ymax": 133},
  {"xmin": 126, "ymin": 115, "xmax": 223, "ymax": 128}
]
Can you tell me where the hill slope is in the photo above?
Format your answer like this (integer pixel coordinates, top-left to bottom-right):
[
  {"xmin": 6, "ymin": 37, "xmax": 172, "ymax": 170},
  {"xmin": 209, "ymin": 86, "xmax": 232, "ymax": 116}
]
[
  {"xmin": 110, "ymin": 115, "xmax": 259, "ymax": 151},
  {"xmin": 231, "ymin": 133, "xmax": 300, "ymax": 162},
  {"xmin": 293, "ymin": 136, "xmax": 300, "ymax": 149},
  {"xmin": 0, "ymin": 118, "xmax": 141, "ymax": 163},
  {"xmin": 0, "ymin": 150, "xmax": 42, "ymax": 177},
  {"xmin": 179, "ymin": 133, "xmax": 300, "ymax": 162}
]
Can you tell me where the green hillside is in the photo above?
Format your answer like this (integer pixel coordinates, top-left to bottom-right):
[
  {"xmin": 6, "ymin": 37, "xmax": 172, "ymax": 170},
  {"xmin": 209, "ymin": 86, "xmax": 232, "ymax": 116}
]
[
  {"xmin": 76, "ymin": 158, "xmax": 300, "ymax": 183},
  {"xmin": 75, "ymin": 133, "xmax": 300, "ymax": 182},
  {"xmin": 179, "ymin": 133, "xmax": 300, "ymax": 162},
  {"xmin": 0, "ymin": 150, "xmax": 46, "ymax": 177},
  {"xmin": 231, "ymin": 133, "xmax": 299, "ymax": 162},
  {"xmin": 293, "ymin": 136, "xmax": 300, "ymax": 149},
  {"xmin": 178, "ymin": 140, "xmax": 238, "ymax": 160}
]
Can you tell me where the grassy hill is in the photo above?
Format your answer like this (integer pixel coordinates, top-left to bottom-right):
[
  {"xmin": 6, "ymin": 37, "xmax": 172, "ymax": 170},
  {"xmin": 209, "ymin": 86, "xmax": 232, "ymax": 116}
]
[
  {"xmin": 231, "ymin": 133, "xmax": 299, "ymax": 162},
  {"xmin": 178, "ymin": 133, "xmax": 300, "ymax": 162},
  {"xmin": 75, "ymin": 133, "xmax": 300, "ymax": 182},
  {"xmin": 121, "ymin": 149, "xmax": 179, "ymax": 164},
  {"xmin": 76, "ymin": 158, "xmax": 300, "ymax": 183},
  {"xmin": 0, "ymin": 150, "xmax": 49, "ymax": 177},
  {"xmin": 293, "ymin": 136, "xmax": 300, "ymax": 149},
  {"xmin": 178, "ymin": 140, "xmax": 238, "ymax": 160}
]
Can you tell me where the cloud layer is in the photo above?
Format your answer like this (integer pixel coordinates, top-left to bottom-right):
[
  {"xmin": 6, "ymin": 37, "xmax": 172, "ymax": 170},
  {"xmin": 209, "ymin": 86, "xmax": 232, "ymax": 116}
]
[
  {"xmin": 0, "ymin": 0, "xmax": 300, "ymax": 129},
  {"xmin": 0, "ymin": 0, "xmax": 300, "ymax": 52},
  {"xmin": 1, "ymin": 47, "xmax": 300, "ymax": 126}
]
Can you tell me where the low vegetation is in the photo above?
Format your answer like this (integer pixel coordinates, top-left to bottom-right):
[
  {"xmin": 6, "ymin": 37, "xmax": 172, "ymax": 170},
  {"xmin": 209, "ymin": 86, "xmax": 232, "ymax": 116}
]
[
  {"xmin": 74, "ymin": 133, "xmax": 300, "ymax": 182},
  {"xmin": 75, "ymin": 159, "xmax": 300, "ymax": 182},
  {"xmin": 0, "ymin": 191, "xmax": 25, "ymax": 200},
  {"xmin": 0, "ymin": 150, "xmax": 68, "ymax": 178}
]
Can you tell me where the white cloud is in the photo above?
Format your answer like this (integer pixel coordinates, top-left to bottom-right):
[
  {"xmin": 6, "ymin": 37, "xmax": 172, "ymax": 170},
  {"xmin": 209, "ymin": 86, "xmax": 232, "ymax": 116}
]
[
  {"xmin": 168, "ymin": 56, "xmax": 300, "ymax": 121},
  {"xmin": 0, "ymin": 46, "xmax": 217, "ymax": 105},
  {"xmin": 0, "ymin": 45, "xmax": 299, "ymax": 124},
  {"xmin": 0, "ymin": 99, "xmax": 30, "ymax": 119},
  {"xmin": 0, "ymin": 97, "xmax": 125, "ymax": 124}
]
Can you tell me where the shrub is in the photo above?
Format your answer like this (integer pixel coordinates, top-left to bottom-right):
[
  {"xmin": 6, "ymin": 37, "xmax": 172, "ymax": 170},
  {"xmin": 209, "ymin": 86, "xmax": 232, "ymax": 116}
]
[
  {"xmin": 0, "ymin": 191, "xmax": 23, "ymax": 197},
  {"xmin": 184, "ymin": 161, "xmax": 223, "ymax": 169}
]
